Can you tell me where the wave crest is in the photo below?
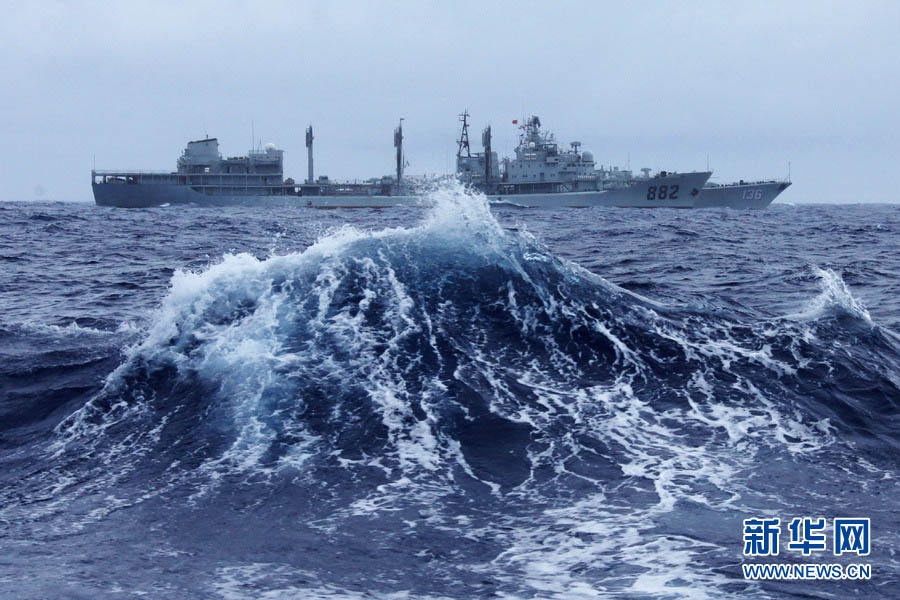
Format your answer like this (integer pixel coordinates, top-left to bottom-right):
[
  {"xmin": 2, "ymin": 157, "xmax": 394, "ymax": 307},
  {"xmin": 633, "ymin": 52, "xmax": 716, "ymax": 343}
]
[
  {"xmin": 51, "ymin": 184, "xmax": 890, "ymax": 505},
  {"xmin": 789, "ymin": 266, "xmax": 872, "ymax": 323}
]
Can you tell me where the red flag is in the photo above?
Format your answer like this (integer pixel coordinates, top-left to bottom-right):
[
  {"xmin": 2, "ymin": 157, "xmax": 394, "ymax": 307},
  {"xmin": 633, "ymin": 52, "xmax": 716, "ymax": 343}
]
[{"xmin": 512, "ymin": 119, "xmax": 518, "ymax": 125}]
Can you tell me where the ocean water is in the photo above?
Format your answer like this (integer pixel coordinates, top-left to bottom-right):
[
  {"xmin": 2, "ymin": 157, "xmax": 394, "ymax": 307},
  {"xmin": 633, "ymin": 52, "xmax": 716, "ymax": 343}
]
[{"xmin": 1, "ymin": 187, "xmax": 899, "ymax": 599}]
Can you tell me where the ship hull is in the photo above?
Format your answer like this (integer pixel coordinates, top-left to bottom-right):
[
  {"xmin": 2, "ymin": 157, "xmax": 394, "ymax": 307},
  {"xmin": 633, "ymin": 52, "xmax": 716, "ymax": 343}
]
[
  {"xmin": 92, "ymin": 183, "xmax": 420, "ymax": 208},
  {"xmin": 486, "ymin": 171, "xmax": 711, "ymax": 208},
  {"xmin": 93, "ymin": 172, "xmax": 714, "ymax": 209},
  {"xmin": 694, "ymin": 181, "xmax": 791, "ymax": 209}
]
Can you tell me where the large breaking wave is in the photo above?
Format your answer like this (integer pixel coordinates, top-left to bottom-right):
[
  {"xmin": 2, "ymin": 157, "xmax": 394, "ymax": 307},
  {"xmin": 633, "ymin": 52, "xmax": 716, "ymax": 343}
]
[{"xmin": 7, "ymin": 184, "xmax": 900, "ymax": 598}]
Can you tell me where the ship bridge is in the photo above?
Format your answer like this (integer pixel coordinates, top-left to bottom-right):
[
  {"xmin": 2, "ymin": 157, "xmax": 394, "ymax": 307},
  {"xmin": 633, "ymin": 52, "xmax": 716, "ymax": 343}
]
[
  {"xmin": 502, "ymin": 116, "xmax": 598, "ymax": 192},
  {"xmin": 93, "ymin": 137, "xmax": 291, "ymax": 195}
]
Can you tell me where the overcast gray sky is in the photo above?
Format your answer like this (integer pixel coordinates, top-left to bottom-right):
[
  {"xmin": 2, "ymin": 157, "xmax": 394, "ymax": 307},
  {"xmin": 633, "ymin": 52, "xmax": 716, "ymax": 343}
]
[{"xmin": 1, "ymin": 0, "xmax": 898, "ymax": 203}]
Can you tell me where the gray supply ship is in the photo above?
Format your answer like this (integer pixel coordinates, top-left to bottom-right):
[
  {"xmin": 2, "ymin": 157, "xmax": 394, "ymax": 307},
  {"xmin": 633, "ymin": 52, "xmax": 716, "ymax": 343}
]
[
  {"xmin": 93, "ymin": 122, "xmax": 419, "ymax": 208},
  {"xmin": 456, "ymin": 113, "xmax": 711, "ymax": 208}
]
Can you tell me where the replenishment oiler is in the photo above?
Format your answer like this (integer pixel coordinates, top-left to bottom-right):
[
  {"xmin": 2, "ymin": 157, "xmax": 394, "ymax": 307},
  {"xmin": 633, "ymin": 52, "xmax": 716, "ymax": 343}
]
[
  {"xmin": 92, "ymin": 115, "xmax": 789, "ymax": 209},
  {"xmin": 93, "ymin": 121, "xmax": 419, "ymax": 208}
]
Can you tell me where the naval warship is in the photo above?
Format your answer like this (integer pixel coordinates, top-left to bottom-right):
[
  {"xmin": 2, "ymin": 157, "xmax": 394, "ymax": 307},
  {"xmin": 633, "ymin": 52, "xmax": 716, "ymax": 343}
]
[
  {"xmin": 92, "ymin": 121, "xmax": 419, "ymax": 208},
  {"xmin": 695, "ymin": 179, "xmax": 791, "ymax": 209},
  {"xmin": 456, "ymin": 114, "xmax": 710, "ymax": 208},
  {"xmin": 456, "ymin": 113, "xmax": 789, "ymax": 208}
]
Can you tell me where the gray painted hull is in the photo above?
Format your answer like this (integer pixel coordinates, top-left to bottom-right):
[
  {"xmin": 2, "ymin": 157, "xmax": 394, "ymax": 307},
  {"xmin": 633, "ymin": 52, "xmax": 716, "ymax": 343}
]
[
  {"xmin": 94, "ymin": 172, "xmax": 711, "ymax": 209},
  {"xmin": 92, "ymin": 183, "xmax": 420, "ymax": 208},
  {"xmin": 486, "ymin": 172, "xmax": 710, "ymax": 208},
  {"xmin": 695, "ymin": 181, "xmax": 791, "ymax": 209}
]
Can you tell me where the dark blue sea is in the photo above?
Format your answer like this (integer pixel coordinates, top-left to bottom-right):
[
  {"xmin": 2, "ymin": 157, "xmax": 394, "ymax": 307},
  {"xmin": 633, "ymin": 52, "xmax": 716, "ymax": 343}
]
[{"xmin": 2, "ymin": 188, "xmax": 899, "ymax": 599}]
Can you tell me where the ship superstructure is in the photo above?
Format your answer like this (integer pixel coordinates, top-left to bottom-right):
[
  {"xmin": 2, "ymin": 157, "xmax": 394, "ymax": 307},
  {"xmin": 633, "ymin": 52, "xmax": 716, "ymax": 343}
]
[
  {"xmin": 93, "ymin": 138, "xmax": 293, "ymax": 198},
  {"xmin": 455, "ymin": 110, "xmax": 500, "ymax": 189},
  {"xmin": 498, "ymin": 116, "xmax": 600, "ymax": 194}
]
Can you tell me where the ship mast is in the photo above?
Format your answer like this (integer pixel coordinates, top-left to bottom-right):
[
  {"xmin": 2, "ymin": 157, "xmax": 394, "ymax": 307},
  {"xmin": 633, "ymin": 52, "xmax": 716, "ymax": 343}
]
[
  {"xmin": 305, "ymin": 125, "xmax": 314, "ymax": 184},
  {"xmin": 394, "ymin": 118, "xmax": 404, "ymax": 193},
  {"xmin": 482, "ymin": 124, "xmax": 492, "ymax": 187},
  {"xmin": 457, "ymin": 110, "xmax": 471, "ymax": 158}
]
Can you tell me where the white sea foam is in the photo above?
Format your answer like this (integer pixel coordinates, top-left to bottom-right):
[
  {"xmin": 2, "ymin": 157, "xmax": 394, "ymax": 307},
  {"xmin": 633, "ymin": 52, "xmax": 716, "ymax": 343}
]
[
  {"xmin": 8, "ymin": 319, "xmax": 119, "ymax": 337},
  {"xmin": 52, "ymin": 183, "xmax": 512, "ymax": 484},
  {"xmin": 788, "ymin": 265, "xmax": 872, "ymax": 323}
]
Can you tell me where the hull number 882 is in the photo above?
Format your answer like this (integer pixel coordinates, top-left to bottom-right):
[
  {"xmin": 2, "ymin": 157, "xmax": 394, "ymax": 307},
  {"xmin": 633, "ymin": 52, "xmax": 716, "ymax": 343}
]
[{"xmin": 647, "ymin": 184, "xmax": 679, "ymax": 200}]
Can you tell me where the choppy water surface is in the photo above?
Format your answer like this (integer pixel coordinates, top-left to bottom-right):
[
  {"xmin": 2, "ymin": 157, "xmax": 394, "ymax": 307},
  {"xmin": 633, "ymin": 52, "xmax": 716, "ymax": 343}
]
[{"xmin": 1, "ymin": 189, "xmax": 899, "ymax": 599}]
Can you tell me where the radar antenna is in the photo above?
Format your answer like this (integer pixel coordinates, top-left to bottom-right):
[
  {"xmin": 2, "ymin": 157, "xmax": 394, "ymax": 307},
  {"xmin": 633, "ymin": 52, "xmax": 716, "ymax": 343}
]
[{"xmin": 457, "ymin": 110, "xmax": 471, "ymax": 158}]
